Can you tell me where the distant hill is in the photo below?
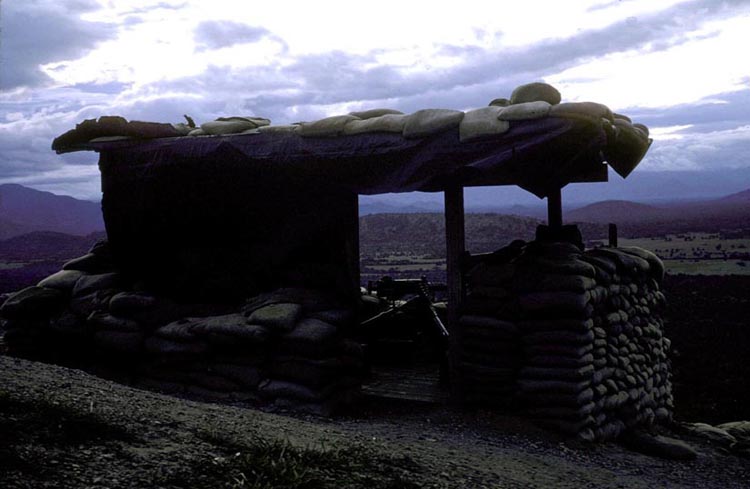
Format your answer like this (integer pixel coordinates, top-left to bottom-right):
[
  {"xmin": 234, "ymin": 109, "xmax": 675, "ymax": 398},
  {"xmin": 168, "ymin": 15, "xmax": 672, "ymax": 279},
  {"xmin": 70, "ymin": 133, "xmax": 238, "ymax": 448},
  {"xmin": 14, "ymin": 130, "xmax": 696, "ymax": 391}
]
[
  {"xmin": 0, "ymin": 184, "xmax": 104, "ymax": 239},
  {"xmin": 719, "ymin": 188, "xmax": 750, "ymax": 204},
  {"xmin": 0, "ymin": 230, "xmax": 106, "ymax": 262},
  {"xmin": 567, "ymin": 200, "xmax": 667, "ymax": 223}
]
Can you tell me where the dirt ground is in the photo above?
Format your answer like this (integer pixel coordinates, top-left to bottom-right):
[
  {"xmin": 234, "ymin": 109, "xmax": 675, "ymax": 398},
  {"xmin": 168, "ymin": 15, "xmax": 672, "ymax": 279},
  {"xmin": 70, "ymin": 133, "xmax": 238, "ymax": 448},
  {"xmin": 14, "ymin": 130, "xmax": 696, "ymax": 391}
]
[{"xmin": 2, "ymin": 354, "xmax": 749, "ymax": 489}]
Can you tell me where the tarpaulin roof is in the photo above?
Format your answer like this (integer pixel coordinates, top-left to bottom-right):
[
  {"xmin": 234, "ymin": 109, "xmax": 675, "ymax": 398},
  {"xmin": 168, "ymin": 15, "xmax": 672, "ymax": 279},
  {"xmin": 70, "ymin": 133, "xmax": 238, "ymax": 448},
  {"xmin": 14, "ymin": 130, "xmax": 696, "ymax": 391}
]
[{"xmin": 57, "ymin": 114, "xmax": 649, "ymax": 199}]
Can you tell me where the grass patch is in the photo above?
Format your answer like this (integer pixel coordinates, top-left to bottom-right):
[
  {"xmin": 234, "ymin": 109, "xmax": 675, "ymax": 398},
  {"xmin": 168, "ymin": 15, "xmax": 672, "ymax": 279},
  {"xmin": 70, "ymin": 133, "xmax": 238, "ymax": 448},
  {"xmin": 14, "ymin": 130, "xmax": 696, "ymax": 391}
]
[
  {"xmin": 194, "ymin": 429, "xmax": 430, "ymax": 489},
  {"xmin": 0, "ymin": 390, "xmax": 134, "ymax": 447}
]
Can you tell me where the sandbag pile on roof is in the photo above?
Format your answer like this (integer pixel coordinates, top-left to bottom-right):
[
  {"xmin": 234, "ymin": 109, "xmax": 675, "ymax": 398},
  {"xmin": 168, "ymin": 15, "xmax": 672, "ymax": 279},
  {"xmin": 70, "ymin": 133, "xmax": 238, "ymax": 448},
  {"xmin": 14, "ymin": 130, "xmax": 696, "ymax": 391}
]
[
  {"xmin": 457, "ymin": 233, "xmax": 672, "ymax": 440},
  {"xmin": 51, "ymin": 82, "xmax": 652, "ymax": 181},
  {"xmin": 0, "ymin": 239, "xmax": 365, "ymax": 415}
]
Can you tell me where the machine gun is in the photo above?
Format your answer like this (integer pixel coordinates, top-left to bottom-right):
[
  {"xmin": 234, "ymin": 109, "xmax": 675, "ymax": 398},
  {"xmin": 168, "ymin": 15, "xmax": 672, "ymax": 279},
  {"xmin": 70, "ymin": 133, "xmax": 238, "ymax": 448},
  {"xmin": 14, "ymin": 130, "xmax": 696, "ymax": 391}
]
[{"xmin": 359, "ymin": 276, "xmax": 449, "ymax": 344}]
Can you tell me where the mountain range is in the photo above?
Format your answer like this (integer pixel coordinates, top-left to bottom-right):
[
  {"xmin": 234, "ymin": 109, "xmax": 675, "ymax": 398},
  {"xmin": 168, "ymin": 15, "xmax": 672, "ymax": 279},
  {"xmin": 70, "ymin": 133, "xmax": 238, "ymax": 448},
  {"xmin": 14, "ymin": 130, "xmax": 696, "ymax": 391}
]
[
  {"xmin": 1, "ymin": 183, "xmax": 749, "ymax": 247},
  {"xmin": 0, "ymin": 184, "xmax": 104, "ymax": 239}
]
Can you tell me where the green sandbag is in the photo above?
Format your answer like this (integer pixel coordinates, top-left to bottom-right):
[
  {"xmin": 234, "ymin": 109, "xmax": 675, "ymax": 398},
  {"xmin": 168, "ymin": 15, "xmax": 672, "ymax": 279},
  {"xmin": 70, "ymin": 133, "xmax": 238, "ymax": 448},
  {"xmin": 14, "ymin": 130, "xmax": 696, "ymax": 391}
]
[
  {"xmin": 402, "ymin": 109, "xmax": 464, "ymax": 139},
  {"xmin": 37, "ymin": 270, "xmax": 84, "ymax": 292}
]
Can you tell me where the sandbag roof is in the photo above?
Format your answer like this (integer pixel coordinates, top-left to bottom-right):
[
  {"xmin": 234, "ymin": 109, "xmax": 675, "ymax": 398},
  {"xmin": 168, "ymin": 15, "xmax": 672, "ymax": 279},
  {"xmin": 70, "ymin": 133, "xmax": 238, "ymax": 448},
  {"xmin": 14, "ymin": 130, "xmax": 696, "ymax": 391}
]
[{"xmin": 52, "ymin": 83, "xmax": 652, "ymax": 199}]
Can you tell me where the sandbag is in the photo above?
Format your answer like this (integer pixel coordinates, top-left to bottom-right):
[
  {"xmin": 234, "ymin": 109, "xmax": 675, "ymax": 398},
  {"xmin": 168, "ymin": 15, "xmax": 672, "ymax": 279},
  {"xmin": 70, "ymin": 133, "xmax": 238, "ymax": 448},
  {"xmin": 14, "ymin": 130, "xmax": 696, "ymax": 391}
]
[
  {"xmin": 278, "ymin": 318, "xmax": 338, "ymax": 357},
  {"xmin": 72, "ymin": 273, "xmax": 120, "ymax": 297},
  {"xmin": 510, "ymin": 82, "xmax": 561, "ymax": 105},
  {"xmin": 497, "ymin": 101, "xmax": 550, "ymax": 121},
  {"xmin": 458, "ymin": 106, "xmax": 510, "ymax": 142},
  {"xmin": 549, "ymin": 102, "xmax": 613, "ymax": 123},
  {"xmin": 0, "ymin": 286, "xmax": 65, "ymax": 320},
  {"xmin": 298, "ymin": 115, "xmax": 359, "ymax": 137},
  {"xmin": 402, "ymin": 109, "xmax": 464, "ymax": 139},
  {"xmin": 348, "ymin": 108, "xmax": 403, "ymax": 119},
  {"xmin": 342, "ymin": 114, "xmax": 406, "ymax": 135},
  {"xmin": 37, "ymin": 270, "xmax": 84, "ymax": 292},
  {"xmin": 93, "ymin": 330, "xmax": 144, "ymax": 353},
  {"xmin": 246, "ymin": 303, "xmax": 303, "ymax": 332}
]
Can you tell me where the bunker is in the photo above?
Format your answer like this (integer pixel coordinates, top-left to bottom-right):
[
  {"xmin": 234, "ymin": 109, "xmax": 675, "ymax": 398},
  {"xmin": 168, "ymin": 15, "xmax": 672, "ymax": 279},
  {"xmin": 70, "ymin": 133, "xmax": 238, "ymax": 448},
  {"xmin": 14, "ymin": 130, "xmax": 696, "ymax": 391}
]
[{"xmin": 1, "ymin": 83, "xmax": 668, "ymax": 440}]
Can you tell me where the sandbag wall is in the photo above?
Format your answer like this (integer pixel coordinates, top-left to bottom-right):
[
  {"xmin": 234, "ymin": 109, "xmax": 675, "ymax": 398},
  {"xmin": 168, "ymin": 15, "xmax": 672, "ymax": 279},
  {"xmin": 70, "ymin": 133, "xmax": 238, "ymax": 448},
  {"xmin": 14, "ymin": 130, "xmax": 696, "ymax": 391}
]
[
  {"xmin": 0, "ymin": 241, "xmax": 365, "ymax": 416},
  {"xmin": 458, "ymin": 237, "xmax": 672, "ymax": 440}
]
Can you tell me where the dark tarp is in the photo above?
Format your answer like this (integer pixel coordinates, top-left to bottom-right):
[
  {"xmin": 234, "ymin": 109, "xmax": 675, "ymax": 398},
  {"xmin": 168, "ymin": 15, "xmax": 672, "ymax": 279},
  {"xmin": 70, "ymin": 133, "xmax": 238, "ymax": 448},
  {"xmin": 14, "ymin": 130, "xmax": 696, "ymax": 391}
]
[{"xmin": 90, "ymin": 116, "xmax": 609, "ymax": 199}]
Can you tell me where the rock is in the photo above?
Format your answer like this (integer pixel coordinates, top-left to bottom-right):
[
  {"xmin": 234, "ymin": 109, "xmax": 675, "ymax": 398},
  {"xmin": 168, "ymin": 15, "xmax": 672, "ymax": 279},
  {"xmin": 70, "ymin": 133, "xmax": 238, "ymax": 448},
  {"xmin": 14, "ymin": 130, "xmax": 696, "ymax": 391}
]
[
  {"xmin": 510, "ymin": 82, "xmax": 562, "ymax": 105},
  {"xmin": 37, "ymin": 270, "xmax": 84, "ymax": 292},
  {"xmin": 402, "ymin": 109, "xmax": 464, "ymax": 139},
  {"xmin": 72, "ymin": 273, "xmax": 120, "ymax": 297},
  {"xmin": 246, "ymin": 303, "xmax": 303, "ymax": 332},
  {"xmin": 0, "ymin": 286, "xmax": 65, "ymax": 320},
  {"xmin": 621, "ymin": 431, "xmax": 698, "ymax": 460}
]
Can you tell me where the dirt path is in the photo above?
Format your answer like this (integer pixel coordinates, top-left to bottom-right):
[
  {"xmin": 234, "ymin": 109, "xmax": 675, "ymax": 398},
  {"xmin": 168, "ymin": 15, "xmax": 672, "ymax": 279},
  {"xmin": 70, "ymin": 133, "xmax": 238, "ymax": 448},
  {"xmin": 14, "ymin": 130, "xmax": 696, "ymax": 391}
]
[{"xmin": 1, "ymin": 355, "xmax": 749, "ymax": 488}]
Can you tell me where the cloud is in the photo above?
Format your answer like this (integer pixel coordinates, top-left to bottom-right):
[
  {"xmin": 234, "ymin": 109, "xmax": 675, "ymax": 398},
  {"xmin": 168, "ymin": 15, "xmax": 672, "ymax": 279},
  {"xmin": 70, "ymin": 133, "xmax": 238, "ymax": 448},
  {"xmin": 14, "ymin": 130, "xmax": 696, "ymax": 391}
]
[
  {"xmin": 1, "ymin": 0, "xmax": 749, "ymax": 200},
  {"xmin": 0, "ymin": 1, "xmax": 116, "ymax": 90},
  {"xmin": 193, "ymin": 20, "xmax": 276, "ymax": 51}
]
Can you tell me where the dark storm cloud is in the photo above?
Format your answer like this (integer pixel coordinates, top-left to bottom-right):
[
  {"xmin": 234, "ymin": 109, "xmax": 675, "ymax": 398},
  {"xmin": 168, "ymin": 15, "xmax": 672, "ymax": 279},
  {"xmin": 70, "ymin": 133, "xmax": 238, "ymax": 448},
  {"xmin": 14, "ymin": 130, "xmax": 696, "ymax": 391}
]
[
  {"xmin": 193, "ymin": 20, "xmax": 279, "ymax": 51},
  {"xmin": 0, "ymin": 1, "xmax": 116, "ymax": 90}
]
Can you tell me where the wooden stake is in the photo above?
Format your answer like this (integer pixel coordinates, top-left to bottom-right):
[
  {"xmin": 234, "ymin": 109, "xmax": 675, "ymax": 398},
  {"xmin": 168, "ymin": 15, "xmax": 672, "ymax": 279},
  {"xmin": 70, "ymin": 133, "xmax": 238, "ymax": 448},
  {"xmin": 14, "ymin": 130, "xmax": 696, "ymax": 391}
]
[
  {"xmin": 444, "ymin": 185, "xmax": 465, "ymax": 403},
  {"xmin": 547, "ymin": 187, "xmax": 563, "ymax": 228}
]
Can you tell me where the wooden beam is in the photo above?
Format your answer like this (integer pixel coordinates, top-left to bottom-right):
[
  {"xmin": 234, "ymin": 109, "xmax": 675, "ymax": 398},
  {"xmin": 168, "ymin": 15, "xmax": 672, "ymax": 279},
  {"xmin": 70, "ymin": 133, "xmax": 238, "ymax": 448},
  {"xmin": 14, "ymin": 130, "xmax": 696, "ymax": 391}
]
[
  {"xmin": 344, "ymin": 193, "xmax": 361, "ymax": 301},
  {"xmin": 547, "ymin": 187, "xmax": 563, "ymax": 228},
  {"xmin": 444, "ymin": 185, "xmax": 465, "ymax": 403}
]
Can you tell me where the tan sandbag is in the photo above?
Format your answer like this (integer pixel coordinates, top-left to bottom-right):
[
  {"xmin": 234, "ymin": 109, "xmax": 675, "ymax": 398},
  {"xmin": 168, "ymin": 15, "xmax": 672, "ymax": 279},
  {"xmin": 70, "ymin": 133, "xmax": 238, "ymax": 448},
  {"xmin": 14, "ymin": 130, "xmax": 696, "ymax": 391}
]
[
  {"xmin": 87, "ymin": 312, "xmax": 141, "ymax": 332},
  {"xmin": 93, "ymin": 330, "xmax": 144, "ymax": 353},
  {"xmin": 37, "ymin": 270, "xmax": 83, "ymax": 291},
  {"xmin": 488, "ymin": 97, "xmax": 510, "ymax": 107},
  {"xmin": 459, "ymin": 315, "xmax": 518, "ymax": 334},
  {"xmin": 171, "ymin": 122, "xmax": 193, "ymax": 135},
  {"xmin": 550, "ymin": 102, "xmax": 614, "ymax": 123},
  {"xmin": 88, "ymin": 136, "xmax": 132, "ymax": 143},
  {"xmin": 342, "ymin": 114, "xmax": 407, "ymax": 135},
  {"xmin": 298, "ymin": 115, "xmax": 360, "ymax": 137},
  {"xmin": 497, "ymin": 101, "xmax": 550, "ymax": 121},
  {"xmin": 187, "ymin": 128, "xmax": 206, "ymax": 136},
  {"xmin": 402, "ymin": 109, "xmax": 464, "ymax": 139},
  {"xmin": 510, "ymin": 82, "xmax": 561, "ymax": 105},
  {"xmin": 201, "ymin": 119, "xmax": 257, "ymax": 135},
  {"xmin": 216, "ymin": 116, "xmax": 271, "ymax": 126},
  {"xmin": 72, "ymin": 272, "xmax": 120, "ymax": 297},
  {"xmin": 459, "ymin": 106, "xmax": 510, "ymax": 142},
  {"xmin": 348, "ymin": 108, "xmax": 403, "ymax": 119},
  {"xmin": 246, "ymin": 302, "xmax": 303, "ymax": 331},
  {"xmin": 257, "ymin": 124, "xmax": 300, "ymax": 134},
  {"xmin": 0, "ymin": 286, "xmax": 65, "ymax": 320}
]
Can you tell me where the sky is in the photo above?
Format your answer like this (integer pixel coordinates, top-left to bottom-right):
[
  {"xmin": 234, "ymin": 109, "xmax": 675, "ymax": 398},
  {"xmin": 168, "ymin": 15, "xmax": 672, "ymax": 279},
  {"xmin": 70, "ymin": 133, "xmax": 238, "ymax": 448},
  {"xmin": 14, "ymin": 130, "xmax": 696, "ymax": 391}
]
[{"xmin": 1, "ymin": 0, "xmax": 749, "ymax": 202}]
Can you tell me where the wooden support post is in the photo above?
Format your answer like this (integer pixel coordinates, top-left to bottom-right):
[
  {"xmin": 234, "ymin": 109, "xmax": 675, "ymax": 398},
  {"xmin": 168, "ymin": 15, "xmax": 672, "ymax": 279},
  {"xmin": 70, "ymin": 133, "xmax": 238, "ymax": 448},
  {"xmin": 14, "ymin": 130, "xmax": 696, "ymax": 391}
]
[
  {"xmin": 444, "ymin": 185, "xmax": 465, "ymax": 402},
  {"xmin": 547, "ymin": 187, "xmax": 563, "ymax": 229},
  {"xmin": 344, "ymin": 193, "xmax": 361, "ymax": 300}
]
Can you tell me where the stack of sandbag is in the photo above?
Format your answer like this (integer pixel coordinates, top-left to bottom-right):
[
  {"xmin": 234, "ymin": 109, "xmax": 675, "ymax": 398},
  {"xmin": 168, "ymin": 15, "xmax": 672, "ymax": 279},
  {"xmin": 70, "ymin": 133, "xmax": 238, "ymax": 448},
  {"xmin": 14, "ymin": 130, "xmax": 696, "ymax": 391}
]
[
  {"xmin": 0, "ymin": 240, "xmax": 366, "ymax": 415},
  {"xmin": 242, "ymin": 289, "xmax": 364, "ymax": 415},
  {"xmin": 579, "ymin": 246, "xmax": 672, "ymax": 440},
  {"xmin": 512, "ymin": 241, "xmax": 600, "ymax": 439},
  {"xmin": 457, "ymin": 241, "xmax": 526, "ymax": 405},
  {"xmin": 455, "ymin": 233, "xmax": 672, "ymax": 441}
]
